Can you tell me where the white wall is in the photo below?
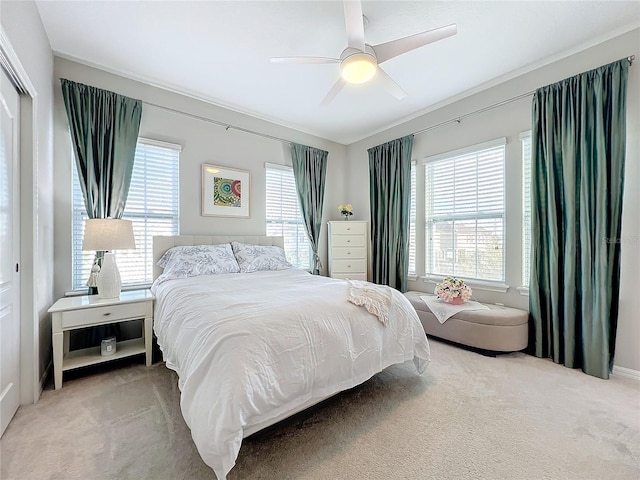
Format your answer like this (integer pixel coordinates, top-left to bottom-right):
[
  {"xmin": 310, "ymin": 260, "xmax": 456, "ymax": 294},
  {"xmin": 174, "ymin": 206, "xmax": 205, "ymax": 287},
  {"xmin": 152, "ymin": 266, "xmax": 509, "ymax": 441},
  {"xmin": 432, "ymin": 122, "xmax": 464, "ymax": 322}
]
[
  {"xmin": 52, "ymin": 57, "xmax": 348, "ymax": 300},
  {"xmin": 346, "ymin": 29, "xmax": 640, "ymax": 372},
  {"xmin": 0, "ymin": 0, "xmax": 55, "ymax": 401}
]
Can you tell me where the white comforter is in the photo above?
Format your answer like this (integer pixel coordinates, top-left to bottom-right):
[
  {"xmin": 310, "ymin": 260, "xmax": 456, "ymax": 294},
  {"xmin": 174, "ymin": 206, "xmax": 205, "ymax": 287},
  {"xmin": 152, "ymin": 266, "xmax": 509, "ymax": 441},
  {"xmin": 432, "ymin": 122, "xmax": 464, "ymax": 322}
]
[{"xmin": 152, "ymin": 269, "xmax": 430, "ymax": 479}]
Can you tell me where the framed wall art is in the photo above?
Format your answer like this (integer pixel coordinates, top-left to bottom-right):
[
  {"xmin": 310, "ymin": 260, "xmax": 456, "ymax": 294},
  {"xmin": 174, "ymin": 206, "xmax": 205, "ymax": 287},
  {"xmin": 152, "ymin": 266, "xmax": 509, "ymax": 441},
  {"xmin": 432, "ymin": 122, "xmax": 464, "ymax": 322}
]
[{"xmin": 201, "ymin": 164, "xmax": 251, "ymax": 218}]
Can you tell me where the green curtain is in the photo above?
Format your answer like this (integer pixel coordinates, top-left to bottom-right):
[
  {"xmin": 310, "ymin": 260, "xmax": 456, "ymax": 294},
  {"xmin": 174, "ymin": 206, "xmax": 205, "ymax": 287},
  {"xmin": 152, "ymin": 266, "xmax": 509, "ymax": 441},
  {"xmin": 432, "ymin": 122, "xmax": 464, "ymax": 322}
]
[
  {"xmin": 529, "ymin": 59, "xmax": 628, "ymax": 379},
  {"xmin": 61, "ymin": 78, "xmax": 142, "ymax": 220},
  {"xmin": 368, "ymin": 135, "xmax": 414, "ymax": 292},
  {"xmin": 61, "ymin": 79, "xmax": 142, "ymax": 347},
  {"xmin": 291, "ymin": 143, "xmax": 328, "ymax": 275}
]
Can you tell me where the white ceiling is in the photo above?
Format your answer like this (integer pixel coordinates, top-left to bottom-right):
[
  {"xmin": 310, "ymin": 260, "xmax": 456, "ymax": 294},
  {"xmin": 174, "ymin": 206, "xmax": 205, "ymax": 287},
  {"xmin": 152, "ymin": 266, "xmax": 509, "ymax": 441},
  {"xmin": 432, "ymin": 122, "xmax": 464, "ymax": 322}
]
[{"xmin": 36, "ymin": 1, "xmax": 640, "ymax": 145}]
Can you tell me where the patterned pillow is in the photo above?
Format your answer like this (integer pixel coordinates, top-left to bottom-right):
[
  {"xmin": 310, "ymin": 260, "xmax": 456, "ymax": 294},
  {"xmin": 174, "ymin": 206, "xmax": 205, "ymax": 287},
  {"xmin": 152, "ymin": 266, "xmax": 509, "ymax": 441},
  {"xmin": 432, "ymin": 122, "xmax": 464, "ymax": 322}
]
[
  {"xmin": 231, "ymin": 242, "xmax": 293, "ymax": 273},
  {"xmin": 156, "ymin": 244, "xmax": 240, "ymax": 284}
]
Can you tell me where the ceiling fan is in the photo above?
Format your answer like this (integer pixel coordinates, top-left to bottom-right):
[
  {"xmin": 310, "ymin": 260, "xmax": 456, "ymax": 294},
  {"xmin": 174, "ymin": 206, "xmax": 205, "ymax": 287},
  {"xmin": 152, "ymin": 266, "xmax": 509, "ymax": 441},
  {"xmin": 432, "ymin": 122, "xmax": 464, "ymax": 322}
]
[{"xmin": 270, "ymin": 0, "xmax": 457, "ymax": 106}]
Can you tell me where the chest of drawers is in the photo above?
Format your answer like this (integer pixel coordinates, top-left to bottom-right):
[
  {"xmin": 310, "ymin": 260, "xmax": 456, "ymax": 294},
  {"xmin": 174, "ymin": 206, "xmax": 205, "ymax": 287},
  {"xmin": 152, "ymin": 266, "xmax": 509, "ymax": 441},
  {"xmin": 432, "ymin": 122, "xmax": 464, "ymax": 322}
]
[{"xmin": 328, "ymin": 220, "xmax": 368, "ymax": 280}]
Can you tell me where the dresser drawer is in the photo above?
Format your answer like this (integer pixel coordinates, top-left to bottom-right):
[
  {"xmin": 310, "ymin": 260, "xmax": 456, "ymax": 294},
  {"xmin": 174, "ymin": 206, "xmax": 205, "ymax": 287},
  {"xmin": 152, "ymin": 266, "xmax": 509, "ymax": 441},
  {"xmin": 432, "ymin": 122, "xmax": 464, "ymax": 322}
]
[
  {"xmin": 331, "ymin": 246, "xmax": 366, "ymax": 259},
  {"xmin": 331, "ymin": 259, "xmax": 367, "ymax": 274},
  {"xmin": 331, "ymin": 273, "xmax": 367, "ymax": 281},
  {"xmin": 330, "ymin": 235, "xmax": 366, "ymax": 247},
  {"xmin": 61, "ymin": 302, "xmax": 148, "ymax": 329},
  {"xmin": 330, "ymin": 222, "xmax": 366, "ymax": 235}
]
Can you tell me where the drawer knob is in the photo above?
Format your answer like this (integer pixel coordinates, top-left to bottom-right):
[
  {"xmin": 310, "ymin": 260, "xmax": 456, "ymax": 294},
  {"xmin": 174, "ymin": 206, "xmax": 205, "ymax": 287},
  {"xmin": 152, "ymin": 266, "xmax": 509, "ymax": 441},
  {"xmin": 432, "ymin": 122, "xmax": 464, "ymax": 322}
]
[
  {"xmin": 347, "ymin": 265, "xmax": 351, "ymax": 268},
  {"xmin": 347, "ymin": 239, "xmax": 351, "ymax": 243},
  {"xmin": 347, "ymin": 227, "xmax": 351, "ymax": 231},
  {"xmin": 347, "ymin": 251, "xmax": 351, "ymax": 255},
  {"xmin": 103, "ymin": 312, "xmax": 112, "ymax": 316}
]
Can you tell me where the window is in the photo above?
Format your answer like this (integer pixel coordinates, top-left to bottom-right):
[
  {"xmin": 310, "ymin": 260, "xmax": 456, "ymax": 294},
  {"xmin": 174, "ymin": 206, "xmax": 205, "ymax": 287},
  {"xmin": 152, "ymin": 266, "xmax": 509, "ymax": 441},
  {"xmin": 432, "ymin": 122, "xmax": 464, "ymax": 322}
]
[
  {"xmin": 424, "ymin": 138, "xmax": 506, "ymax": 282},
  {"xmin": 72, "ymin": 138, "xmax": 180, "ymax": 290},
  {"xmin": 521, "ymin": 131, "xmax": 532, "ymax": 287},
  {"xmin": 408, "ymin": 161, "xmax": 417, "ymax": 276},
  {"xmin": 265, "ymin": 163, "xmax": 312, "ymax": 270}
]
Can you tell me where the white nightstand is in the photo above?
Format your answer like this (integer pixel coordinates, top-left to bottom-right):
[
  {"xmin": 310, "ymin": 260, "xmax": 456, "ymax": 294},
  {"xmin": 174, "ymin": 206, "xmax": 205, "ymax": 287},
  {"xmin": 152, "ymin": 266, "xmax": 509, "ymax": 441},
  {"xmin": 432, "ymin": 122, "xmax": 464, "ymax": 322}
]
[{"xmin": 48, "ymin": 290, "xmax": 154, "ymax": 389}]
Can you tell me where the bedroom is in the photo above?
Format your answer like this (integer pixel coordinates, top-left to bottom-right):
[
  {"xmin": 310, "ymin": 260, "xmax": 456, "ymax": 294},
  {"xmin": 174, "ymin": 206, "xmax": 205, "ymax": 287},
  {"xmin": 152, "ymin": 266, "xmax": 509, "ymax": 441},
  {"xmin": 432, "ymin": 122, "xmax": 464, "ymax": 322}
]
[{"xmin": 1, "ymin": 1, "xmax": 639, "ymax": 479}]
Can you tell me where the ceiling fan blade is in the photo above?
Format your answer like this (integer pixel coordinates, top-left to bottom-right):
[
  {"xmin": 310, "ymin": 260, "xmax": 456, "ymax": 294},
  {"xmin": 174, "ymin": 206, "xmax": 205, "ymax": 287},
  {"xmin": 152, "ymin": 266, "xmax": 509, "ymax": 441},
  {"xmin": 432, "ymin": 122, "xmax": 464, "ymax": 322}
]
[
  {"xmin": 373, "ymin": 24, "xmax": 457, "ymax": 64},
  {"xmin": 343, "ymin": 0, "xmax": 365, "ymax": 52},
  {"xmin": 270, "ymin": 57, "xmax": 340, "ymax": 64},
  {"xmin": 376, "ymin": 67, "xmax": 407, "ymax": 100},
  {"xmin": 320, "ymin": 78, "xmax": 346, "ymax": 107}
]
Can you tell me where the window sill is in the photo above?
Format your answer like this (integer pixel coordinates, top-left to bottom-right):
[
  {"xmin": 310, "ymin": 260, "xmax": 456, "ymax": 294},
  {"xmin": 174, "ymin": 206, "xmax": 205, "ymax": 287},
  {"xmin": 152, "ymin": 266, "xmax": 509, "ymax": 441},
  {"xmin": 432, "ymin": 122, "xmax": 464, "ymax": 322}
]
[
  {"xmin": 517, "ymin": 286, "xmax": 529, "ymax": 296},
  {"xmin": 420, "ymin": 276, "xmax": 510, "ymax": 293},
  {"xmin": 65, "ymin": 283, "xmax": 152, "ymax": 297},
  {"xmin": 407, "ymin": 274, "xmax": 418, "ymax": 282}
]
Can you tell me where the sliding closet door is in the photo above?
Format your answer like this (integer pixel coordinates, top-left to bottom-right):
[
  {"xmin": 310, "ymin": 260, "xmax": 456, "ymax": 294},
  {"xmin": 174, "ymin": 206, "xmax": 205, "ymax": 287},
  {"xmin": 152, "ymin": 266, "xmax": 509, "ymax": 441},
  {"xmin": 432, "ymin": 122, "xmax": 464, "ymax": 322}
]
[{"xmin": 0, "ymin": 68, "xmax": 21, "ymax": 437}]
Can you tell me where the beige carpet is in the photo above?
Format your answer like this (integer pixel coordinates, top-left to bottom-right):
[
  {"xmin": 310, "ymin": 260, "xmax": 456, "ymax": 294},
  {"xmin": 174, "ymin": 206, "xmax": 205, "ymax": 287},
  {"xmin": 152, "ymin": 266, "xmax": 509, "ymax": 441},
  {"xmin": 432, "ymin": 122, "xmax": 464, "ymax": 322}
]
[{"xmin": 1, "ymin": 339, "xmax": 639, "ymax": 480}]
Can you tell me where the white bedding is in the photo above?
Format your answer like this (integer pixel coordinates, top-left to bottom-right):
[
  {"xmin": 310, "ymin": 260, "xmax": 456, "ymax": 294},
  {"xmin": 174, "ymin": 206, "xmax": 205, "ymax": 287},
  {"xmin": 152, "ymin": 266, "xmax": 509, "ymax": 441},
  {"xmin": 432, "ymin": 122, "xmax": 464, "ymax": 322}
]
[{"xmin": 152, "ymin": 268, "xmax": 430, "ymax": 479}]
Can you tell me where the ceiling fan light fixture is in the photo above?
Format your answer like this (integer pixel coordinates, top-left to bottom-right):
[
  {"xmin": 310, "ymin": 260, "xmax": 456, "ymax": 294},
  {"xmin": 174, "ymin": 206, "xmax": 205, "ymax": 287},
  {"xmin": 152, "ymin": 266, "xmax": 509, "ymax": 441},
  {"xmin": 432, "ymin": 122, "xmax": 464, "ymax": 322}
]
[{"xmin": 340, "ymin": 53, "xmax": 377, "ymax": 84}]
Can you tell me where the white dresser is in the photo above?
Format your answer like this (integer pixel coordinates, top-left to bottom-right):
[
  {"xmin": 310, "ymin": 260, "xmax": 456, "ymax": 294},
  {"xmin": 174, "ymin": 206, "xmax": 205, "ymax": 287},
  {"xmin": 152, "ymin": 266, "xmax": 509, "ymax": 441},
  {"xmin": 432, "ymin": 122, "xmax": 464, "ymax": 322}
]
[{"xmin": 327, "ymin": 220, "xmax": 368, "ymax": 280}]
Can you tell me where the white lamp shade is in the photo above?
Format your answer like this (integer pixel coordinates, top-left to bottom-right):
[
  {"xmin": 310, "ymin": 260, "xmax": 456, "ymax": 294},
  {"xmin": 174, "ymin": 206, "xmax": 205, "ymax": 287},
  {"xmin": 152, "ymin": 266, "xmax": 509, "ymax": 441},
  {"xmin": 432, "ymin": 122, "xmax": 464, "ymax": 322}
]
[{"xmin": 83, "ymin": 218, "xmax": 135, "ymax": 251}]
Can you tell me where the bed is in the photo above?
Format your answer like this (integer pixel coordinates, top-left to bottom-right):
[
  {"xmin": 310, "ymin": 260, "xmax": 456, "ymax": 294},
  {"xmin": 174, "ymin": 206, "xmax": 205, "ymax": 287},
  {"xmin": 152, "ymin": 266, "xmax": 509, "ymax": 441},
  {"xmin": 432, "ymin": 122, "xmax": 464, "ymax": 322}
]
[{"xmin": 151, "ymin": 235, "xmax": 431, "ymax": 480}]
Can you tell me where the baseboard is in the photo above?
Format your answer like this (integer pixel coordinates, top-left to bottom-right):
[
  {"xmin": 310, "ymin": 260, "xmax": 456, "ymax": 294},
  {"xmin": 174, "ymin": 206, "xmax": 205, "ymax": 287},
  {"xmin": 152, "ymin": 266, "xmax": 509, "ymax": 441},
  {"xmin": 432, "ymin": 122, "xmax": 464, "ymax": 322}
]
[
  {"xmin": 612, "ymin": 365, "xmax": 640, "ymax": 381},
  {"xmin": 39, "ymin": 360, "xmax": 52, "ymax": 398}
]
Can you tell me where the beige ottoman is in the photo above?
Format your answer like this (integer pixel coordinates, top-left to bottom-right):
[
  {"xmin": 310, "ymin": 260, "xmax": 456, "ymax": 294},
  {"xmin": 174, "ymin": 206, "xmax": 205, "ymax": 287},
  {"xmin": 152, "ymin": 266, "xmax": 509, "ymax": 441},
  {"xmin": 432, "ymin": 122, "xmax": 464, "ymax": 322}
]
[{"xmin": 404, "ymin": 291, "xmax": 528, "ymax": 352}]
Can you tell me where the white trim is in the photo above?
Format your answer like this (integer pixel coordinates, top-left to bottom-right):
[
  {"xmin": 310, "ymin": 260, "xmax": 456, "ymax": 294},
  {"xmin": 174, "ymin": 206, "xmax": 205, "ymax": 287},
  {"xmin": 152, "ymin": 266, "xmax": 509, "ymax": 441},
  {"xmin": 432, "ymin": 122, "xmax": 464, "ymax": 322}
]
[
  {"xmin": 138, "ymin": 137, "xmax": 182, "ymax": 151},
  {"xmin": 519, "ymin": 130, "xmax": 532, "ymax": 140},
  {"xmin": 264, "ymin": 161, "xmax": 292, "ymax": 171},
  {"xmin": 422, "ymin": 137, "xmax": 507, "ymax": 164},
  {"xmin": 0, "ymin": 28, "xmax": 36, "ymax": 96},
  {"xmin": 517, "ymin": 286, "xmax": 529, "ymax": 296},
  {"xmin": 420, "ymin": 275, "xmax": 510, "ymax": 293},
  {"xmin": 407, "ymin": 274, "xmax": 418, "ymax": 282},
  {"xmin": 612, "ymin": 365, "xmax": 640, "ymax": 381}
]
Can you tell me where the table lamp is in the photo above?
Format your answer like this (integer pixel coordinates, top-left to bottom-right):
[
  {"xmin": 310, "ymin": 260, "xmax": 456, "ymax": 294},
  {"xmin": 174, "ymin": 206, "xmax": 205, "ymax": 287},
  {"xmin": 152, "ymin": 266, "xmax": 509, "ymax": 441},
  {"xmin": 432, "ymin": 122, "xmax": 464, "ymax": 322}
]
[{"xmin": 82, "ymin": 218, "xmax": 135, "ymax": 299}]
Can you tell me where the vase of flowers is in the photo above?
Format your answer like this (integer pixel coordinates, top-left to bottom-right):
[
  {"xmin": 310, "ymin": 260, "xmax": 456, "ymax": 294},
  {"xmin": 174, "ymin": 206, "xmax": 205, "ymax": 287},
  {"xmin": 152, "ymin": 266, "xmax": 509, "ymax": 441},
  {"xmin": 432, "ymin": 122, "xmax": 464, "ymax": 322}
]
[
  {"xmin": 338, "ymin": 204, "xmax": 353, "ymax": 220},
  {"xmin": 434, "ymin": 276, "xmax": 472, "ymax": 304}
]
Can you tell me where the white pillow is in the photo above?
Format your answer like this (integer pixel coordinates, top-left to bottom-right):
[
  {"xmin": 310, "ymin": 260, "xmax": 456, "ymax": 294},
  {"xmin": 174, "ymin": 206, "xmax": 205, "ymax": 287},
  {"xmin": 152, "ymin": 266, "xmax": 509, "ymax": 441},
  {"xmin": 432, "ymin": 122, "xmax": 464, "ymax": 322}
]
[
  {"xmin": 231, "ymin": 242, "xmax": 293, "ymax": 273},
  {"xmin": 155, "ymin": 244, "xmax": 240, "ymax": 284}
]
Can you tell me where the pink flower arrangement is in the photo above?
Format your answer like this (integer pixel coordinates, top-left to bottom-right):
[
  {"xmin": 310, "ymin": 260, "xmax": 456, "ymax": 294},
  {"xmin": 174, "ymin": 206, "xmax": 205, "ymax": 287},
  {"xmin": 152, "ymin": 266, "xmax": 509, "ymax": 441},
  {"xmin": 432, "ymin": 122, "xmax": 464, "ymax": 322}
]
[{"xmin": 434, "ymin": 276, "xmax": 472, "ymax": 304}]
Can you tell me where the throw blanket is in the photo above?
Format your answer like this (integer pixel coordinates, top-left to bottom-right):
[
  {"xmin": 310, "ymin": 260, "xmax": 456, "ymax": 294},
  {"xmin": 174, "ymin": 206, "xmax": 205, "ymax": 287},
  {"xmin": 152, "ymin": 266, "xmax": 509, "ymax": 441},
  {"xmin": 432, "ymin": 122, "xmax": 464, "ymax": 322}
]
[
  {"xmin": 348, "ymin": 280, "xmax": 392, "ymax": 325},
  {"xmin": 420, "ymin": 295, "xmax": 489, "ymax": 324}
]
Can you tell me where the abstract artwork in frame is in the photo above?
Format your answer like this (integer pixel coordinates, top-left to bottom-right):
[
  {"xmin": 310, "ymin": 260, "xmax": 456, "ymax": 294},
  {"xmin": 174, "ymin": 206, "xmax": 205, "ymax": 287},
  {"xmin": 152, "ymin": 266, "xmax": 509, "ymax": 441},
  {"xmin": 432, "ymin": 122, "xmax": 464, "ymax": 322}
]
[{"xmin": 201, "ymin": 164, "xmax": 250, "ymax": 218}]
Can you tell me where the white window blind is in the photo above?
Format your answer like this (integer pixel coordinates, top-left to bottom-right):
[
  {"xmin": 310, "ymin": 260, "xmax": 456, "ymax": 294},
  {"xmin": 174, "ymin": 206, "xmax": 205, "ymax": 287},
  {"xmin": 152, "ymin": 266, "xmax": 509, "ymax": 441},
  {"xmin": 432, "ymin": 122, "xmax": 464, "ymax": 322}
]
[
  {"xmin": 521, "ymin": 132, "xmax": 532, "ymax": 287},
  {"xmin": 265, "ymin": 163, "xmax": 312, "ymax": 270},
  {"xmin": 408, "ymin": 161, "xmax": 417, "ymax": 275},
  {"xmin": 424, "ymin": 139, "xmax": 506, "ymax": 282},
  {"xmin": 72, "ymin": 139, "xmax": 180, "ymax": 290}
]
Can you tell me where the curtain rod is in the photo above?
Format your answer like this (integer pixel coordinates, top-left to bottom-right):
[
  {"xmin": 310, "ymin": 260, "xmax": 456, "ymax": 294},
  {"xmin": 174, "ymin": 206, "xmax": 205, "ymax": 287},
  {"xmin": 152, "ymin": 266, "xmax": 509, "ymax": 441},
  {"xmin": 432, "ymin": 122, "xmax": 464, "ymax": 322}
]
[
  {"xmin": 143, "ymin": 100, "xmax": 292, "ymax": 145},
  {"xmin": 413, "ymin": 55, "xmax": 635, "ymax": 137}
]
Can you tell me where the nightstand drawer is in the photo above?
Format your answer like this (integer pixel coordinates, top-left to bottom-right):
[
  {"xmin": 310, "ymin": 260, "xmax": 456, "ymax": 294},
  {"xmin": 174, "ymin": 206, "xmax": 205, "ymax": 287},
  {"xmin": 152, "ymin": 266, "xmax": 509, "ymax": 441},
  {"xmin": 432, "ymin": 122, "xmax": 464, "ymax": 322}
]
[
  {"xmin": 61, "ymin": 302, "xmax": 147, "ymax": 329},
  {"xmin": 331, "ymin": 259, "xmax": 366, "ymax": 273},
  {"xmin": 331, "ymin": 246, "xmax": 366, "ymax": 259},
  {"xmin": 330, "ymin": 222, "xmax": 366, "ymax": 235}
]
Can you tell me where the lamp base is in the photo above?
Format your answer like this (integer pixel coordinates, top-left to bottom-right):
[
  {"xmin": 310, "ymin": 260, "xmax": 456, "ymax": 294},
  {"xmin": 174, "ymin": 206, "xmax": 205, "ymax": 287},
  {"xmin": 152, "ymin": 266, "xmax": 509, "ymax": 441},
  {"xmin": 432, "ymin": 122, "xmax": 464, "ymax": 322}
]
[{"xmin": 97, "ymin": 252, "xmax": 122, "ymax": 299}]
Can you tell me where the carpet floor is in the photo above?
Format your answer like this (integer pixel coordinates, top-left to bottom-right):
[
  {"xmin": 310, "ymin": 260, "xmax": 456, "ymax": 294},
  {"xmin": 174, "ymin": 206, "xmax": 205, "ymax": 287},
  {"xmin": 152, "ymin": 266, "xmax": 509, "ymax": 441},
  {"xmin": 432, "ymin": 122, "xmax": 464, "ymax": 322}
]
[{"xmin": 1, "ymin": 339, "xmax": 638, "ymax": 480}]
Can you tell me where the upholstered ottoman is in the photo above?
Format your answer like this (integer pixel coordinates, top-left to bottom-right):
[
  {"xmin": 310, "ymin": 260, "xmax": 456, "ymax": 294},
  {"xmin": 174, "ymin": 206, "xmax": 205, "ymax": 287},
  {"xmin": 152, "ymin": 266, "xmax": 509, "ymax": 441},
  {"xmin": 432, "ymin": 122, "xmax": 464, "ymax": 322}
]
[{"xmin": 404, "ymin": 291, "xmax": 528, "ymax": 352}]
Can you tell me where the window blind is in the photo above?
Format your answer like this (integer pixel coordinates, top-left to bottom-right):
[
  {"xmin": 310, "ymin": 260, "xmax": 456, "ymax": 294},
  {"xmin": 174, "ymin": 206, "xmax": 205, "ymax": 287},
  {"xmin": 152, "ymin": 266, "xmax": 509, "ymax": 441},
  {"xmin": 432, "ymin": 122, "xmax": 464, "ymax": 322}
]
[
  {"xmin": 72, "ymin": 139, "xmax": 180, "ymax": 290},
  {"xmin": 408, "ymin": 161, "xmax": 416, "ymax": 275},
  {"xmin": 521, "ymin": 132, "xmax": 532, "ymax": 287},
  {"xmin": 265, "ymin": 164, "xmax": 312, "ymax": 270},
  {"xmin": 424, "ymin": 140, "xmax": 506, "ymax": 282}
]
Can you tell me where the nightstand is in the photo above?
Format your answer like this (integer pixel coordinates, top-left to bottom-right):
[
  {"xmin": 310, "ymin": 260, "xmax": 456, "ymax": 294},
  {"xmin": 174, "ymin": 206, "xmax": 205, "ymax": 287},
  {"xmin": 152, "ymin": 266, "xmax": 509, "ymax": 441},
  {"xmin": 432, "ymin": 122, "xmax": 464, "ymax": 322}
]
[{"xmin": 48, "ymin": 290, "xmax": 154, "ymax": 389}]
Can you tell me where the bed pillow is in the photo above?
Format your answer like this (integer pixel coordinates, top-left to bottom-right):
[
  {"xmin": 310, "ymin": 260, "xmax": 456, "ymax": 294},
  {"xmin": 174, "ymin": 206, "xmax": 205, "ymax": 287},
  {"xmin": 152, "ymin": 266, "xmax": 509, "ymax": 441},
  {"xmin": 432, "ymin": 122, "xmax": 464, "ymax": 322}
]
[
  {"xmin": 231, "ymin": 242, "xmax": 293, "ymax": 273},
  {"xmin": 156, "ymin": 244, "xmax": 240, "ymax": 283}
]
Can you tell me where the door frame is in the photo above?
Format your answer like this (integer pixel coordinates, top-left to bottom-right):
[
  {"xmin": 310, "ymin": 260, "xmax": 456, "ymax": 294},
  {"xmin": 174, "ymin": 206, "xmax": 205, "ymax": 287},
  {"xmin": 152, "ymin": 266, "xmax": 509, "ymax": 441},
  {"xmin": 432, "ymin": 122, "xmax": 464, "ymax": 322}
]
[{"xmin": 0, "ymin": 27, "xmax": 41, "ymax": 404}]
